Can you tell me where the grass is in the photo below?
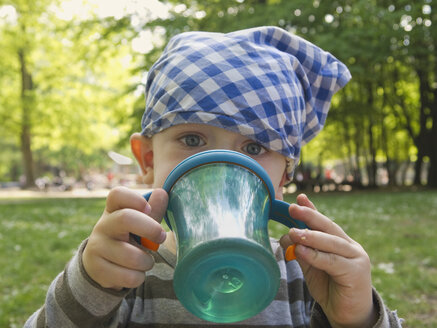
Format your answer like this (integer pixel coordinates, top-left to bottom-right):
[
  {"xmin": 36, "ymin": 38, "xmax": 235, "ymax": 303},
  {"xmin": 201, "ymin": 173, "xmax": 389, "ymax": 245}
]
[
  {"xmin": 272, "ymin": 190, "xmax": 437, "ymax": 327},
  {"xmin": 1, "ymin": 190, "xmax": 436, "ymax": 327},
  {"xmin": 0, "ymin": 197, "xmax": 106, "ymax": 327}
]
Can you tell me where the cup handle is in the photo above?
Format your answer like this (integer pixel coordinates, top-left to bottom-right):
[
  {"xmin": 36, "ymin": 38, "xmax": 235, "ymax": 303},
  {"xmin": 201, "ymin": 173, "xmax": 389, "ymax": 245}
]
[
  {"xmin": 270, "ymin": 199, "xmax": 309, "ymax": 229},
  {"xmin": 143, "ymin": 191, "xmax": 153, "ymax": 201},
  {"xmin": 130, "ymin": 191, "xmax": 160, "ymax": 251}
]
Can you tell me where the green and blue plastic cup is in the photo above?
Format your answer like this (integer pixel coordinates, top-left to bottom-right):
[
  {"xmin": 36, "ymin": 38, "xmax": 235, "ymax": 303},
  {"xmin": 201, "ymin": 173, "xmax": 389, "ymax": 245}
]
[{"xmin": 134, "ymin": 150, "xmax": 307, "ymax": 323}]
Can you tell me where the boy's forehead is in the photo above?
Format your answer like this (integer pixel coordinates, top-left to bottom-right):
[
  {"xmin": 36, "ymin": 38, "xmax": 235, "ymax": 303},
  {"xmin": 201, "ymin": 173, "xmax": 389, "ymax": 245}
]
[
  {"xmin": 153, "ymin": 123, "xmax": 252, "ymax": 140},
  {"xmin": 141, "ymin": 26, "xmax": 351, "ymax": 178}
]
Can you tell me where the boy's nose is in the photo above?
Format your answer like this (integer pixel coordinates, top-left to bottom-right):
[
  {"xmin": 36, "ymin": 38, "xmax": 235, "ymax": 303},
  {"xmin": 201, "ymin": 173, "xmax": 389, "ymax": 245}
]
[
  {"xmin": 206, "ymin": 128, "xmax": 242, "ymax": 152},
  {"xmin": 209, "ymin": 142, "xmax": 239, "ymax": 153}
]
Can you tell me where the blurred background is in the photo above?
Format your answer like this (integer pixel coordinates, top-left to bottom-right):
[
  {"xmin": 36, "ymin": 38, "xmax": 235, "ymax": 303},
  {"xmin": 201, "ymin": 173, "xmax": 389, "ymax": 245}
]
[
  {"xmin": 0, "ymin": 1, "xmax": 436, "ymax": 327},
  {"xmin": 0, "ymin": 0, "xmax": 436, "ymax": 192}
]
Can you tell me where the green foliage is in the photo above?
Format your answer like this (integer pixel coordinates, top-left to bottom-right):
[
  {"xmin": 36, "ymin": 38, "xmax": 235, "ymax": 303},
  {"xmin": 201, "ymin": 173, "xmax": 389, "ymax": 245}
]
[
  {"xmin": 0, "ymin": 0, "xmax": 137, "ymax": 181},
  {"xmin": 139, "ymin": 0, "xmax": 435, "ymax": 185},
  {"xmin": 1, "ymin": 0, "xmax": 436, "ymax": 185},
  {"xmin": 0, "ymin": 138, "xmax": 22, "ymax": 182}
]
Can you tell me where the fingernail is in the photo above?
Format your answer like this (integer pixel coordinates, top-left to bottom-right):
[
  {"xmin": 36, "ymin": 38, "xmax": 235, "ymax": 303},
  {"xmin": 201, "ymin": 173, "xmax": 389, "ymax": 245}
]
[
  {"xmin": 159, "ymin": 230, "xmax": 167, "ymax": 243},
  {"xmin": 285, "ymin": 244, "xmax": 297, "ymax": 261},
  {"xmin": 145, "ymin": 203, "xmax": 152, "ymax": 214}
]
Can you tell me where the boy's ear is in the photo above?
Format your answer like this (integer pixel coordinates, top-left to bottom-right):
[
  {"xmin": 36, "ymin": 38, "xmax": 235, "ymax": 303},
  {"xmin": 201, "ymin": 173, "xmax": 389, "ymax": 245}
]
[{"xmin": 130, "ymin": 133, "xmax": 154, "ymax": 184}]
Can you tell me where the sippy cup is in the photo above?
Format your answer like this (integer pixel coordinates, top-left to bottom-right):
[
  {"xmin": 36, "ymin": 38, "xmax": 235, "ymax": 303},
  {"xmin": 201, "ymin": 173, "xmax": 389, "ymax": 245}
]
[{"xmin": 133, "ymin": 150, "xmax": 307, "ymax": 323}]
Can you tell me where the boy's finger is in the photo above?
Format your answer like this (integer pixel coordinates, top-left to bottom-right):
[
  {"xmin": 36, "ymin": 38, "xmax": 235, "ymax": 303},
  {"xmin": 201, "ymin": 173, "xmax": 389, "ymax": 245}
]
[
  {"xmin": 289, "ymin": 204, "xmax": 351, "ymax": 241},
  {"xmin": 296, "ymin": 193, "xmax": 317, "ymax": 210},
  {"xmin": 104, "ymin": 208, "xmax": 166, "ymax": 244},
  {"xmin": 101, "ymin": 239, "xmax": 155, "ymax": 272},
  {"xmin": 134, "ymin": 189, "xmax": 168, "ymax": 251},
  {"xmin": 91, "ymin": 256, "xmax": 147, "ymax": 289},
  {"xmin": 105, "ymin": 186, "xmax": 150, "ymax": 214},
  {"xmin": 288, "ymin": 228, "xmax": 358, "ymax": 259},
  {"xmin": 146, "ymin": 188, "xmax": 168, "ymax": 224},
  {"xmin": 294, "ymin": 245, "xmax": 356, "ymax": 278},
  {"xmin": 279, "ymin": 233, "xmax": 292, "ymax": 250}
]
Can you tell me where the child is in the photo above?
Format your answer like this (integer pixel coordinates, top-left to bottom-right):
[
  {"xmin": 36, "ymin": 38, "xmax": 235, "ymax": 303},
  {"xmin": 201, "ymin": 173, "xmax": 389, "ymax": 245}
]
[{"xmin": 26, "ymin": 26, "xmax": 403, "ymax": 327}]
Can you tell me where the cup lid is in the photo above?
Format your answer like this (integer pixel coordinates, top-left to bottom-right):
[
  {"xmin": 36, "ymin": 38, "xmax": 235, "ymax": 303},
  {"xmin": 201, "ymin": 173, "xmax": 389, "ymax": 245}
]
[{"xmin": 163, "ymin": 149, "xmax": 275, "ymax": 197}]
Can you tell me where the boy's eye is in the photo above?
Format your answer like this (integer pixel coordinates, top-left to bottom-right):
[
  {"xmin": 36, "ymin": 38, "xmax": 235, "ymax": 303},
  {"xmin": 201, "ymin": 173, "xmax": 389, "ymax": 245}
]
[
  {"xmin": 243, "ymin": 142, "xmax": 265, "ymax": 155},
  {"xmin": 180, "ymin": 134, "xmax": 205, "ymax": 147}
]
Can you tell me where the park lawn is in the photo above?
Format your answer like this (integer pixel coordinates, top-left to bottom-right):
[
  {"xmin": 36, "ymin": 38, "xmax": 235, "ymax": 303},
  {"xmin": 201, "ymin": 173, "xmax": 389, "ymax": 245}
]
[
  {"xmin": 274, "ymin": 190, "xmax": 437, "ymax": 327},
  {"xmin": 1, "ymin": 190, "xmax": 436, "ymax": 327}
]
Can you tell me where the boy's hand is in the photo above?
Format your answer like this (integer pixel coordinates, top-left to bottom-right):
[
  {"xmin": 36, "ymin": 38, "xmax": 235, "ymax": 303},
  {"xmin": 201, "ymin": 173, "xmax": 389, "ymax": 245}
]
[
  {"xmin": 83, "ymin": 187, "xmax": 168, "ymax": 291},
  {"xmin": 280, "ymin": 194, "xmax": 377, "ymax": 328}
]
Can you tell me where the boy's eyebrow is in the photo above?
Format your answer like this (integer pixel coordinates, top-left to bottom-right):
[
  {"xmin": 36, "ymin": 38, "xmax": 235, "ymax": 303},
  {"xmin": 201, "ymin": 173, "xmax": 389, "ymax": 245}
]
[{"xmin": 171, "ymin": 127, "xmax": 209, "ymax": 136}]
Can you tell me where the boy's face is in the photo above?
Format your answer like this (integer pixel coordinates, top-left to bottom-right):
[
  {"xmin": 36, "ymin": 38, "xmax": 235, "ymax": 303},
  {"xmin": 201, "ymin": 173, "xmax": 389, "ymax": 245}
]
[{"xmin": 131, "ymin": 124, "xmax": 288, "ymax": 200}]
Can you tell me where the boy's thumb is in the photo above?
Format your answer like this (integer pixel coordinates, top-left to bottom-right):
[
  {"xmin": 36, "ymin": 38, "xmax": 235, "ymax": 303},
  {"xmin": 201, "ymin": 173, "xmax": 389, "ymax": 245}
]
[
  {"xmin": 135, "ymin": 188, "xmax": 168, "ymax": 251},
  {"xmin": 146, "ymin": 188, "xmax": 168, "ymax": 223}
]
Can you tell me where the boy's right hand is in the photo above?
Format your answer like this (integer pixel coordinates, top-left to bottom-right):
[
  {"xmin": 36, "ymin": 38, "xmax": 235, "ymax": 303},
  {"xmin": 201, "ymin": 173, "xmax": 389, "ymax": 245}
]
[{"xmin": 82, "ymin": 187, "xmax": 168, "ymax": 291}]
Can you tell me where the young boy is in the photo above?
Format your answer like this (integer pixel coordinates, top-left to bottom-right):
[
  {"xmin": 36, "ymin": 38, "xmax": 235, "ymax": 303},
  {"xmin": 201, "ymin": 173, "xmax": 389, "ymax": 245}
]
[{"xmin": 26, "ymin": 26, "xmax": 403, "ymax": 327}]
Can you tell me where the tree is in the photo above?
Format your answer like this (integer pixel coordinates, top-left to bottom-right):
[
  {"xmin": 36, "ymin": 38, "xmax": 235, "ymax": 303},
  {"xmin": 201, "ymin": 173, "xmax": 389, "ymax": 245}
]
[
  {"xmin": 2, "ymin": 0, "xmax": 434, "ymax": 188},
  {"xmin": 0, "ymin": 0, "xmax": 137, "ymax": 185},
  {"xmin": 138, "ymin": 0, "xmax": 430, "ymax": 187}
]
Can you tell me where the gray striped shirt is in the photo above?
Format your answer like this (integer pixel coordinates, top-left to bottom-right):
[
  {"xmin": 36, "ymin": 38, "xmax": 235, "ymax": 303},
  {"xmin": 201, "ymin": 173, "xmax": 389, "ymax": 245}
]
[{"xmin": 25, "ymin": 240, "xmax": 403, "ymax": 327}]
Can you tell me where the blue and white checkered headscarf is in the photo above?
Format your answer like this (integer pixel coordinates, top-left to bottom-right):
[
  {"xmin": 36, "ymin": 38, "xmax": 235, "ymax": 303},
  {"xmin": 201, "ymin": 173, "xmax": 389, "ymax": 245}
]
[{"xmin": 141, "ymin": 26, "xmax": 351, "ymax": 178}]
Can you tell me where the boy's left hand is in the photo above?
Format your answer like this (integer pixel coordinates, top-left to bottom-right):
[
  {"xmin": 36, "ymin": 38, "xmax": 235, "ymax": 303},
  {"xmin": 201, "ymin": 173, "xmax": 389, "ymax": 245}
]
[{"xmin": 280, "ymin": 194, "xmax": 377, "ymax": 328}]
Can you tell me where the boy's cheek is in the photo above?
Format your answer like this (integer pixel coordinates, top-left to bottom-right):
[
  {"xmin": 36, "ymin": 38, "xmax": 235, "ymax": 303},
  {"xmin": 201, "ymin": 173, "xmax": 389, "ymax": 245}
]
[
  {"xmin": 151, "ymin": 150, "xmax": 201, "ymax": 188},
  {"xmin": 275, "ymin": 188, "xmax": 284, "ymax": 200},
  {"xmin": 151, "ymin": 172, "xmax": 165, "ymax": 188},
  {"xmin": 258, "ymin": 160, "xmax": 287, "ymax": 194},
  {"xmin": 151, "ymin": 165, "xmax": 174, "ymax": 188}
]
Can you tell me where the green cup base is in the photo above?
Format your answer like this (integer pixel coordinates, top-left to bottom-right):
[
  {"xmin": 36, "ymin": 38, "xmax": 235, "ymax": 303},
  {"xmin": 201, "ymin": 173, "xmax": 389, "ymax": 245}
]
[{"xmin": 174, "ymin": 238, "xmax": 280, "ymax": 323}]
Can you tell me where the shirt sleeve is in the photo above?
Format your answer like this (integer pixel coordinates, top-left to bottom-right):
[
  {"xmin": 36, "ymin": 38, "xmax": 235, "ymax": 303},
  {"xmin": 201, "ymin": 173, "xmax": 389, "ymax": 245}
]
[
  {"xmin": 310, "ymin": 288, "xmax": 404, "ymax": 327},
  {"xmin": 24, "ymin": 239, "xmax": 131, "ymax": 328}
]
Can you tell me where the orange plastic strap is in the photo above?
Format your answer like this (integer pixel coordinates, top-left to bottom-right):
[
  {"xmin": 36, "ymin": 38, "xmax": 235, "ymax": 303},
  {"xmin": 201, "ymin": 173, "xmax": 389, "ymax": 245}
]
[
  {"xmin": 285, "ymin": 244, "xmax": 297, "ymax": 261},
  {"xmin": 140, "ymin": 237, "xmax": 159, "ymax": 252}
]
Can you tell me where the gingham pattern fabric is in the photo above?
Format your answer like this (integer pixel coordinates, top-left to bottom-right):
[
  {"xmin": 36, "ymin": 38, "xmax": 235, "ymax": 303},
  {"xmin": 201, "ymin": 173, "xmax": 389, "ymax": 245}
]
[{"xmin": 141, "ymin": 26, "xmax": 351, "ymax": 177}]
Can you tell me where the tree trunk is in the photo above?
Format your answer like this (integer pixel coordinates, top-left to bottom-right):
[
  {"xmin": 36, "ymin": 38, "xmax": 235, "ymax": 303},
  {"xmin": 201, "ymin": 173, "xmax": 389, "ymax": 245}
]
[
  {"xmin": 366, "ymin": 123, "xmax": 376, "ymax": 187},
  {"xmin": 414, "ymin": 67, "xmax": 432, "ymax": 186},
  {"xmin": 18, "ymin": 49, "xmax": 35, "ymax": 188},
  {"xmin": 413, "ymin": 150, "xmax": 424, "ymax": 185},
  {"xmin": 389, "ymin": 67, "xmax": 427, "ymax": 186},
  {"xmin": 380, "ymin": 109, "xmax": 395, "ymax": 186},
  {"xmin": 426, "ymin": 47, "xmax": 437, "ymax": 187},
  {"xmin": 341, "ymin": 119, "xmax": 354, "ymax": 177},
  {"xmin": 400, "ymin": 161, "xmax": 410, "ymax": 186},
  {"xmin": 428, "ymin": 149, "xmax": 437, "ymax": 187},
  {"xmin": 428, "ymin": 86, "xmax": 437, "ymax": 187},
  {"xmin": 353, "ymin": 123, "xmax": 363, "ymax": 186},
  {"xmin": 366, "ymin": 82, "xmax": 377, "ymax": 187}
]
